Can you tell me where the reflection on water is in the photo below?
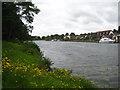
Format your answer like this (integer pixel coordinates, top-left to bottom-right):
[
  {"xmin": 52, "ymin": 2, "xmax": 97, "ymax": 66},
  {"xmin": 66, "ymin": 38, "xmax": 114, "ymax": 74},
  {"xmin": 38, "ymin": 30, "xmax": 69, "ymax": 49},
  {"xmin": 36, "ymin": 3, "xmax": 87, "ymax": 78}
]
[{"xmin": 34, "ymin": 41, "xmax": 118, "ymax": 88}]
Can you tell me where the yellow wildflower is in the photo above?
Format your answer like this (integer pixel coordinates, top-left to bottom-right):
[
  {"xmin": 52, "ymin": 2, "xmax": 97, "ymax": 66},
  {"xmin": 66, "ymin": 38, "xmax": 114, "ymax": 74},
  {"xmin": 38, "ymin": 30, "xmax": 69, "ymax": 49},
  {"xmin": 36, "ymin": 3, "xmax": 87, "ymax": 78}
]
[
  {"xmin": 5, "ymin": 57, "xmax": 8, "ymax": 60},
  {"xmin": 16, "ymin": 67, "xmax": 19, "ymax": 70},
  {"xmin": 6, "ymin": 62, "xmax": 11, "ymax": 66}
]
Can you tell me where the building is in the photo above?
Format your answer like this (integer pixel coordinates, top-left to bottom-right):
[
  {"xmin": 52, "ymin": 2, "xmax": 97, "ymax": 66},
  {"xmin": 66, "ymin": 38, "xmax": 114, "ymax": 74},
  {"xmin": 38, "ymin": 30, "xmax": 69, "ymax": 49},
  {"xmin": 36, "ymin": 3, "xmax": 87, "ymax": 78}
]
[
  {"xmin": 64, "ymin": 35, "xmax": 70, "ymax": 39},
  {"xmin": 63, "ymin": 30, "xmax": 119, "ymax": 42},
  {"xmin": 96, "ymin": 30, "xmax": 112, "ymax": 38}
]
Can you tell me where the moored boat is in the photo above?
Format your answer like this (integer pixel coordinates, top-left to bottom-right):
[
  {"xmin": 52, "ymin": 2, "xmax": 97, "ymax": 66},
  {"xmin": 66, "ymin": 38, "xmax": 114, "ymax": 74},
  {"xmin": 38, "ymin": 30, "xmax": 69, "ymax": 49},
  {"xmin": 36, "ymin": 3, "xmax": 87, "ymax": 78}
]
[{"xmin": 99, "ymin": 37, "xmax": 115, "ymax": 43}]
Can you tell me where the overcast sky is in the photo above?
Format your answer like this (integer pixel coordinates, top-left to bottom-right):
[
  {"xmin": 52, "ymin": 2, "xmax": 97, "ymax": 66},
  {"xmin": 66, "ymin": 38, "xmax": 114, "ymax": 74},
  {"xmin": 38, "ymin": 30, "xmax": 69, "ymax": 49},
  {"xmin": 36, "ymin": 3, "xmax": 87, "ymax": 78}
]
[{"xmin": 31, "ymin": 0, "xmax": 119, "ymax": 36}]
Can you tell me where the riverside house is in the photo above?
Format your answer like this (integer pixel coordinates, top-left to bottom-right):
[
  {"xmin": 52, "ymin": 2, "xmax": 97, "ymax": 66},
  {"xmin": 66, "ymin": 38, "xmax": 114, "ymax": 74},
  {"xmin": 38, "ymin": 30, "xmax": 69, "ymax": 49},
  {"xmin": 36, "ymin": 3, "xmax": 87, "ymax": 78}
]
[
  {"xmin": 85, "ymin": 30, "xmax": 120, "ymax": 42},
  {"xmin": 80, "ymin": 30, "xmax": 117, "ymax": 38},
  {"xmin": 64, "ymin": 35, "xmax": 70, "ymax": 39},
  {"xmin": 64, "ymin": 30, "xmax": 120, "ymax": 42}
]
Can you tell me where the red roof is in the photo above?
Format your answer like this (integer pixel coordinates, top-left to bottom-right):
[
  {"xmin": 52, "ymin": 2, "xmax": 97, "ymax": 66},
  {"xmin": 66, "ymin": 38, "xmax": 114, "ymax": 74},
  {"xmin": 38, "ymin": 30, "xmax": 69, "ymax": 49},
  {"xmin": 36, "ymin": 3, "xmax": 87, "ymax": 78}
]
[{"xmin": 96, "ymin": 30, "xmax": 112, "ymax": 33}]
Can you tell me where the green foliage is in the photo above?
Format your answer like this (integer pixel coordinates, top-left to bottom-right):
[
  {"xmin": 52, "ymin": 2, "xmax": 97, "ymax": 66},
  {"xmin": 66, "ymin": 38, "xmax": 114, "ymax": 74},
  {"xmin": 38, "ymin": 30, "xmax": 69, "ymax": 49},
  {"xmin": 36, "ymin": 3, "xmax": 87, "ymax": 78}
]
[
  {"xmin": 44, "ymin": 35, "xmax": 52, "ymax": 41},
  {"xmin": 70, "ymin": 32, "xmax": 75, "ymax": 36},
  {"xmin": 23, "ymin": 41, "xmax": 40, "ymax": 51},
  {"xmin": 2, "ymin": 2, "xmax": 40, "ymax": 41},
  {"xmin": 2, "ymin": 41, "xmax": 97, "ymax": 88},
  {"xmin": 40, "ymin": 57, "xmax": 53, "ymax": 70},
  {"xmin": 65, "ymin": 33, "xmax": 69, "ymax": 36}
]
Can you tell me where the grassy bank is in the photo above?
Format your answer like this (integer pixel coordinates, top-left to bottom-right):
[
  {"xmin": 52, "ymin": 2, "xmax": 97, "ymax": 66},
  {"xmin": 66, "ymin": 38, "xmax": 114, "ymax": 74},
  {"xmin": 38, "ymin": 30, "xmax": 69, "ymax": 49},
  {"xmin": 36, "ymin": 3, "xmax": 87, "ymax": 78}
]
[{"xmin": 2, "ymin": 41, "xmax": 97, "ymax": 88}]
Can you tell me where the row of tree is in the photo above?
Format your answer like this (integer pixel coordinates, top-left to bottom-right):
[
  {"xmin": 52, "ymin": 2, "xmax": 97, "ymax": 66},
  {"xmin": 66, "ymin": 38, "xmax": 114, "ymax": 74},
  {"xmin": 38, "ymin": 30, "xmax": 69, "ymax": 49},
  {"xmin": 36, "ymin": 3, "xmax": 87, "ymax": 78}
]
[
  {"xmin": 2, "ymin": 2, "xmax": 40, "ymax": 41},
  {"xmin": 33, "ymin": 29, "xmax": 120, "ymax": 41},
  {"xmin": 32, "ymin": 32, "xmax": 77, "ymax": 41}
]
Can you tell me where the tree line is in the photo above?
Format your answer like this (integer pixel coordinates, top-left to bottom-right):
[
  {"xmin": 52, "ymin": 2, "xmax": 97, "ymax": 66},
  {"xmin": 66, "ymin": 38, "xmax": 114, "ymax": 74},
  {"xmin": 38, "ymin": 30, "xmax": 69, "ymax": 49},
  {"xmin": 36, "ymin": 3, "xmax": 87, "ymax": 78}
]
[
  {"xmin": 33, "ymin": 28, "xmax": 120, "ymax": 41},
  {"xmin": 32, "ymin": 32, "xmax": 76, "ymax": 41},
  {"xmin": 2, "ymin": 2, "xmax": 40, "ymax": 41}
]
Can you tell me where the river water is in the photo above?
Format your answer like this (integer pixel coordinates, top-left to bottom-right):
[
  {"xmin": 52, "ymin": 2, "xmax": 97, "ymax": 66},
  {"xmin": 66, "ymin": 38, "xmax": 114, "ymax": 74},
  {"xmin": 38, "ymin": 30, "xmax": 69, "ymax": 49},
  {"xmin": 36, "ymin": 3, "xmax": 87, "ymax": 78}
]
[{"xmin": 34, "ymin": 41, "xmax": 118, "ymax": 88}]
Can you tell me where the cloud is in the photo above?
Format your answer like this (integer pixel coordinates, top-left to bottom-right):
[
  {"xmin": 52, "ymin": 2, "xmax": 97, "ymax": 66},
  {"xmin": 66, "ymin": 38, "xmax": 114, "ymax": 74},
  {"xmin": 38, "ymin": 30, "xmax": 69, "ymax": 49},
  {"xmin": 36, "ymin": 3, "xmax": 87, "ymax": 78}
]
[{"xmin": 31, "ymin": 0, "xmax": 118, "ymax": 36}]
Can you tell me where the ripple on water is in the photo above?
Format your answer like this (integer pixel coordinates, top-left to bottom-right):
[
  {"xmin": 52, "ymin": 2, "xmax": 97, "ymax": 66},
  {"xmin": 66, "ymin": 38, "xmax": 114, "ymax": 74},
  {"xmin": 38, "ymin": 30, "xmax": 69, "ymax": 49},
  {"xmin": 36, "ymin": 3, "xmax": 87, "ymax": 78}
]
[{"xmin": 34, "ymin": 41, "xmax": 118, "ymax": 88}]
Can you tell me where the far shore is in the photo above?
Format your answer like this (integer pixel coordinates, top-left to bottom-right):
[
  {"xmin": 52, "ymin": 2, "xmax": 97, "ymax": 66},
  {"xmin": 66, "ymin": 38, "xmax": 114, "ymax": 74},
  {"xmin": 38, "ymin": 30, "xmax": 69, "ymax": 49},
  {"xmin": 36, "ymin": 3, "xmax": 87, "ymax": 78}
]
[{"xmin": 33, "ymin": 40, "xmax": 119, "ymax": 43}]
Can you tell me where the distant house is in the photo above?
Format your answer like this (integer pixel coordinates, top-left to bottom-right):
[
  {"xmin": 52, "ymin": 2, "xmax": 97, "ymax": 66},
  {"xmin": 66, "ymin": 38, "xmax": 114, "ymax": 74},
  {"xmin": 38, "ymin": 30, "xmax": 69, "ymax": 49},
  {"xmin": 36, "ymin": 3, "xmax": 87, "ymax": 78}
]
[
  {"xmin": 70, "ymin": 35, "xmax": 76, "ymax": 39},
  {"xmin": 96, "ymin": 30, "xmax": 112, "ymax": 38},
  {"xmin": 76, "ymin": 35, "xmax": 81, "ymax": 39},
  {"xmin": 87, "ymin": 32, "xmax": 97, "ymax": 39},
  {"xmin": 64, "ymin": 35, "xmax": 70, "ymax": 39},
  {"xmin": 79, "ymin": 33, "xmax": 87, "ymax": 39},
  {"xmin": 64, "ymin": 29, "xmax": 119, "ymax": 42},
  {"xmin": 77, "ymin": 30, "xmax": 119, "ymax": 40},
  {"xmin": 94, "ymin": 30, "xmax": 120, "ymax": 42}
]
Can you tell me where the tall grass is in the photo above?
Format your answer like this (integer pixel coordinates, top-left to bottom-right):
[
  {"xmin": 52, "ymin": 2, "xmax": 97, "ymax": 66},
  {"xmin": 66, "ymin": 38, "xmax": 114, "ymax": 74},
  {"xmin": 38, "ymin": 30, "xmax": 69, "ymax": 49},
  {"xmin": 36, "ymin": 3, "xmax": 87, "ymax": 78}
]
[{"xmin": 1, "ymin": 41, "xmax": 97, "ymax": 88}]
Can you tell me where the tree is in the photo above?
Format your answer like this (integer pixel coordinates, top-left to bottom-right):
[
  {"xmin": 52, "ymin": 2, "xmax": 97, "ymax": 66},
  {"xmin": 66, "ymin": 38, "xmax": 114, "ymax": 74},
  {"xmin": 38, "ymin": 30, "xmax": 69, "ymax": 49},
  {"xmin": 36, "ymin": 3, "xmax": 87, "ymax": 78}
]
[
  {"xmin": 2, "ymin": 2, "xmax": 40, "ymax": 41},
  {"xmin": 51, "ymin": 35, "xmax": 54, "ymax": 39},
  {"xmin": 54, "ymin": 34, "xmax": 60, "ymax": 40},
  {"xmin": 65, "ymin": 33, "xmax": 69, "ymax": 36},
  {"xmin": 45, "ymin": 35, "xmax": 51, "ymax": 41},
  {"xmin": 118, "ymin": 26, "xmax": 120, "ymax": 34},
  {"xmin": 42, "ymin": 36, "xmax": 45, "ymax": 40},
  {"xmin": 70, "ymin": 32, "xmax": 75, "ymax": 36},
  {"xmin": 59, "ymin": 34, "xmax": 64, "ymax": 40},
  {"xmin": 70, "ymin": 32, "xmax": 76, "ymax": 40},
  {"xmin": 113, "ymin": 29, "xmax": 118, "ymax": 33}
]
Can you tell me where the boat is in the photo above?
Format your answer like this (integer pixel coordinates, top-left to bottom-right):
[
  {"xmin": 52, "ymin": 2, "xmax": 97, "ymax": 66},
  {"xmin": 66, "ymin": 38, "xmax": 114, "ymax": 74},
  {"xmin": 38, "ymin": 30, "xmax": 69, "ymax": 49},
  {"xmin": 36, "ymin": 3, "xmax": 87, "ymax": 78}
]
[
  {"xmin": 99, "ymin": 37, "xmax": 115, "ymax": 43},
  {"xmin": 51, "ymin": 39, "xmax": 54, "ymax": 41}
]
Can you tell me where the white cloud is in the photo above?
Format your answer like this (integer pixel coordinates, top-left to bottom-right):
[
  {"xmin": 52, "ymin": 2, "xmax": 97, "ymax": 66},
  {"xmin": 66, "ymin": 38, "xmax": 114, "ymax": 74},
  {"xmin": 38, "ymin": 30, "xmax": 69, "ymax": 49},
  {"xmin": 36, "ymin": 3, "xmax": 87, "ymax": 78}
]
[{"xmin": 31, "ymin": 0, "xmax": 118, "ymax": 36}]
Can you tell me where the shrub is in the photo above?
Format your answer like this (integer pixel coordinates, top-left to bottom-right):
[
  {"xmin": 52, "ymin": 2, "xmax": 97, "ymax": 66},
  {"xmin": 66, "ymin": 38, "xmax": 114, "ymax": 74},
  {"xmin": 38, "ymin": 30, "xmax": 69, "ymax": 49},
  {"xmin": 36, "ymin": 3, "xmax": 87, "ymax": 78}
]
[
  {"xmin": 39, "ymin": 57, "xmax": 53, "ymax": 70},
  {"xmin": 23, "ymin": 42, "xmax": 40, "ymax": 52}
]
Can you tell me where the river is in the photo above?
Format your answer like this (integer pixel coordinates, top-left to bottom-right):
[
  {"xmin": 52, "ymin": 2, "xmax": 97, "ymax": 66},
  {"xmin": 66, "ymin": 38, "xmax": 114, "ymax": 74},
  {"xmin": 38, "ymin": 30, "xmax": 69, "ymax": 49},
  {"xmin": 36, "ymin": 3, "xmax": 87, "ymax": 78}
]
[{"xmin": 34, "ymin": 41, "xmax": 118, "ymax": 88}]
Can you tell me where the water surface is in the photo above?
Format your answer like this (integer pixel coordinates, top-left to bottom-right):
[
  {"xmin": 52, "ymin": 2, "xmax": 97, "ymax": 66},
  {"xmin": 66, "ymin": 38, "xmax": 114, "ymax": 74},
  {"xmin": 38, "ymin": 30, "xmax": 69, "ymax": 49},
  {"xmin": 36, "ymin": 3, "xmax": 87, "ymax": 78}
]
[{"xmin": 34, "ymin": 41, "xmax": 118, "ymax": 88}]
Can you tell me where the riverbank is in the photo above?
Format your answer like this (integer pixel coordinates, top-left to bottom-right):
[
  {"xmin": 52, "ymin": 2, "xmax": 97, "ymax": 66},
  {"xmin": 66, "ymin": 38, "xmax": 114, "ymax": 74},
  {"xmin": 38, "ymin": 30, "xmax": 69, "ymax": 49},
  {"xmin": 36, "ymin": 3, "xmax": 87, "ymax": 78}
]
[{"xmin": 2, "ymin": 41, "xmax": 96, "ymax": 88}]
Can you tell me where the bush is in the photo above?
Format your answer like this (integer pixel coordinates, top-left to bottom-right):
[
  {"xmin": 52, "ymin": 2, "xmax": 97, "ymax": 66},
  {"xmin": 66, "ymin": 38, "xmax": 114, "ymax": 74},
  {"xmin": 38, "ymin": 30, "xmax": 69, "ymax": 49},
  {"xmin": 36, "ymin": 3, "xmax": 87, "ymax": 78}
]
[
  {"xmin": 39, "ymin": 57, "xmax": 53, "ymax": 70},
  {"xmin": 22, "ymin": 42, "xmax": 53, "ymax": 70},
  {"xmin": 23, "ymin": 42, "xmax": 40, "ymax": 52}
]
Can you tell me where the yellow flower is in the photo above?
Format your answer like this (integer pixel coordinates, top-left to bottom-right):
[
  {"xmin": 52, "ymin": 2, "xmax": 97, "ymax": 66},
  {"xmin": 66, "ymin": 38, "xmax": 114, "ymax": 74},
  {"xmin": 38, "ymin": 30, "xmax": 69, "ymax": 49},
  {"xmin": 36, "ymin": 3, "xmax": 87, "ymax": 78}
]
[
  {"xmin": 16, "ymin": 67, "xmax": 19, "ymax": 70},
  {"xmin": 27, "ymin": 64, "xmax": 30, "ymax": 68},
  {"xmin": 6, "ymin": 62, "xmax": 11, "ymax": 67},
  {"xmin": 5, "ymin": 57, "xmax": 8, "ymax": 60},
  {"xmin": 33, "ymin": 68, "xmax": 38, "ymax": 71}
]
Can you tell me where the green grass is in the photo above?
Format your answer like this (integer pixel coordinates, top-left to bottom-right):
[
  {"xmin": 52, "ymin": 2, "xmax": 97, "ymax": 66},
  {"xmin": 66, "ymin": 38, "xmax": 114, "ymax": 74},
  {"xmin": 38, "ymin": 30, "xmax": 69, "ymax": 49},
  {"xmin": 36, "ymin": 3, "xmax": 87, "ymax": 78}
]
[{"xmin": 2, "ymin": 41, "xmax": 97, "ymax": 89}]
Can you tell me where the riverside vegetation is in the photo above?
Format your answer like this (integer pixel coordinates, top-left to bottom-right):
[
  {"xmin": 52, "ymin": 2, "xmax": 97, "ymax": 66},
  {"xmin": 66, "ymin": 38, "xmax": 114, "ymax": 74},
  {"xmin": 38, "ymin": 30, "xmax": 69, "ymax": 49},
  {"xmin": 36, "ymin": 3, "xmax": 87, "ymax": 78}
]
[
  {"xmin": 2, "ymin": 2, "xmax": 97, "ymax": 88},
  {"xmin": 1, "ymin": 41, "xmax": 97, "ymax": 88}
]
